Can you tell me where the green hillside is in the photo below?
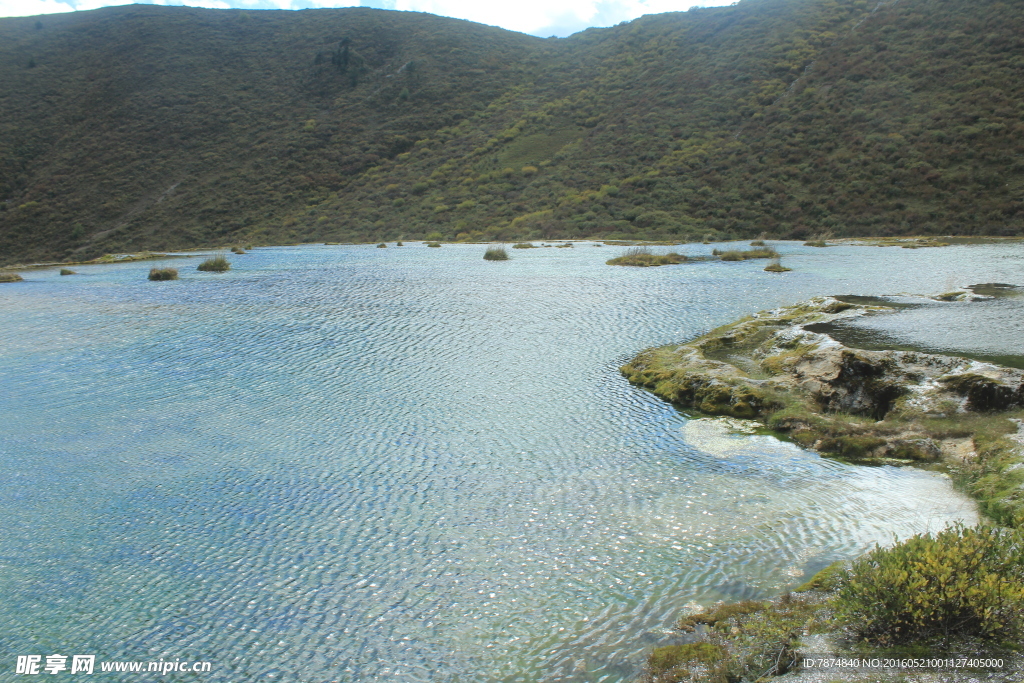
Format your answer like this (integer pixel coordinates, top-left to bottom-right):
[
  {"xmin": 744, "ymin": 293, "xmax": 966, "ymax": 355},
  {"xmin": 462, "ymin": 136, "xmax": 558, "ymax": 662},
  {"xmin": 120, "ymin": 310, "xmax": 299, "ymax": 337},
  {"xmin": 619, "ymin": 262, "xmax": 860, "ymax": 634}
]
[{"xmin": 1, "ymin": 0, "xmax": 1022, "ymax": 264}]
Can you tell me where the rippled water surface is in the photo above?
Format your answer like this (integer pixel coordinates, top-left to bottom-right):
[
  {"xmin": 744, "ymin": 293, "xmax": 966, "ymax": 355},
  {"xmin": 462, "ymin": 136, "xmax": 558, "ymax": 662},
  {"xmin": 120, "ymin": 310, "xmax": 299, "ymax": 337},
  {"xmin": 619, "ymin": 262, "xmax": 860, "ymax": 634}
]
[{"xmin": 2, "ymin": 241, "xmax": 1018, "ymax": 682}]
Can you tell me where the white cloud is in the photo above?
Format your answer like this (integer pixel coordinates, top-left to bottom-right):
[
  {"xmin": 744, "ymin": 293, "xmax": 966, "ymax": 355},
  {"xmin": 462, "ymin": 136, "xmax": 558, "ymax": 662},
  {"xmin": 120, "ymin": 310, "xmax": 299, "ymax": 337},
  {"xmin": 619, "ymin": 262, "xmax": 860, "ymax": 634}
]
[
  {"xmin": 0, "ymin": 0, "xmax": 735, "ymax": 33},
  {"xmin": 0, "ymin": 0, "xmax": 74, "ymax": 17}
]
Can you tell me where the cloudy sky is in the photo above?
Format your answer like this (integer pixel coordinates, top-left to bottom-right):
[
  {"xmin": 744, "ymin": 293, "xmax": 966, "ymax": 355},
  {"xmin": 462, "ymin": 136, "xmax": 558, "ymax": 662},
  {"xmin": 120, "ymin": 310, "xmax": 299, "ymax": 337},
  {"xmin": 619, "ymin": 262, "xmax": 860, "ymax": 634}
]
[{"xmin": 0, "ymin": 0, "xmax": 735, "ymax": 37}]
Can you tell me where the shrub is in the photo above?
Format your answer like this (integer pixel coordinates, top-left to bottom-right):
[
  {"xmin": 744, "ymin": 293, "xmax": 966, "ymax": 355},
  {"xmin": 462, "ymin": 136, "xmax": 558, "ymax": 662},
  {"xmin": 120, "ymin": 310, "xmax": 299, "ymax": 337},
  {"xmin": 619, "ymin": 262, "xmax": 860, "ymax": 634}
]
[
  {"xmin": 59, "ymin": 268, "xmax": 75, "ymax": 275},
  {"xmin": 230, "ymin": 246, "xmax": 246, "ymax": 254},
  {"xmin": 837, "ymin": 524, "xmax": 1024, "ymax": 645},
  {"xmin": 396, "ymin": 241, "xmax": 403, "ymax": 246},
  {"xmin": 0, "ymin": 272, "xmax": 24, "ymax": 282},
  {"xmin": 197, "ymin": 256, "xmax": 230, "ymax": 272},
  {"xmin": 148, "ymin": 267, "xmax": 178, "ymax": 281},
  {"xmin": 483, "ymin": 246, "xmax": 509, "ymax": 261}
]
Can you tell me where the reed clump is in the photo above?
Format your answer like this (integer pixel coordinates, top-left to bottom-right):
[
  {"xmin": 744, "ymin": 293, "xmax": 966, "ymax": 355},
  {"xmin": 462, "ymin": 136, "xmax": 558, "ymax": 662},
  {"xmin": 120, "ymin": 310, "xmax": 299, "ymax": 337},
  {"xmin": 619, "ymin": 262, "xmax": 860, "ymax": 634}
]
[
  {"xmin": 148, "ymin": 267, "xmax": 179, "ymax": 281},
  {"xmin": 197, "ymin": 255, "xmax": 230, "ymax": 272},
  {"xmin": 230, "ymin": 246, "xmax": 246, "ymax": 254},
  {"xmin": 377, "ymin": 242, "xmax": 387, "ymax": 248},
  {"xmin": 426, "ymin": 241, "xmax": 442, "ymax": 248},
  {"xmin": 713, "ymin": 246, "xmax": 780, "ymax": 261},
  {"xmin": 804, "ymin": 231, "xmax": 833, "ymax": 247},
  {"xmin": 0, "ymin": 272, "xmax": 24, "ymax": 282},
  {"xmin": 764, "ymin": 258, "xmax": 792, "ymax": 272},
  {"xmin": 512, "ymin": 242, "xmax": 536, "ymax": 249},
  {"xmin": 607, "ymin": 246, "xmax": 687, "ymax": 267},
  {"xmin": 483, "ymin": 246, "xmax": 510, "ymax": 261},
  {"xmin": 60, "ymin": 268, "xmax": 75, "ymax": 275}
]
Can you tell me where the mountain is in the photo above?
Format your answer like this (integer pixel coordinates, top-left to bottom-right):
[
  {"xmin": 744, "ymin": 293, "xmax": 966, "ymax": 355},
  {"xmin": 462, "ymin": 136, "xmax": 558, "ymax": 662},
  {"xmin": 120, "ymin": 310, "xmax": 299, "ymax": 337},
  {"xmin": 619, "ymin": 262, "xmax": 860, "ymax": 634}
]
[{"xmin": 1, "ymin": 0, "xmax": 1022, "ymax": 264}]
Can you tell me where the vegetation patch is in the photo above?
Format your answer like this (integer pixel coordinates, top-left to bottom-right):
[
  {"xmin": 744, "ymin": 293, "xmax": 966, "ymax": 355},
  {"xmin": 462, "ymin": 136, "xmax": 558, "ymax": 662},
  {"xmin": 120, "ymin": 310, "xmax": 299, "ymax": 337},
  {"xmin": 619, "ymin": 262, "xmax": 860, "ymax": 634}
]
[
  {"xmin": 838, "ymin": 524, "xmax": 1024, "ymax": 646},
  {"xmin": 377, "ymin": 242, "xmax": 387, "ymax": 248},
  {"xmin": 59, "ymin": 268, "xmax": 75, "ymax": 275},
  {"xmin": 426, "ymin": 242, "xmax": 442, "ymax": 248},
  {"xmin": 607, "ymin": 246, "xmax": 688, "ymax": 267},
  {"xmin": 0, "ymin": 272, "xmax": 23, "ymax": 282},
  {"xmin": 512, "ymin": 242, "xmax": 537, "ymax": 249},
  {"xmin": 483, "ymin": 246, "xmax": 509, "ymax": 260},
  {"xmin": 148, "ymin": 267, "xmax": 178, "ymax": 281},
  {"xmin": 713, "ymin": 246, "xmax": 779, "ymax": 261},
  {"xmin": 196, "ymin": 256, "xmax": 230, "ymax": 272},
  {"xmin": 230, "ymin": 246, "xmax": 246, "ymax": 254}
]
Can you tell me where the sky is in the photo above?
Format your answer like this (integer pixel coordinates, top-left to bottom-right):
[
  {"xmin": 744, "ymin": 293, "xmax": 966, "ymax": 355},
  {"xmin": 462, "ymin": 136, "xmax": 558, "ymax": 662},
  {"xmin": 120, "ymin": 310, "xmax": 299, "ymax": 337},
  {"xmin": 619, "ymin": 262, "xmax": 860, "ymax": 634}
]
[{"xmin": 0, "ymin": 0, "xmax": 735, "ymax": 37}]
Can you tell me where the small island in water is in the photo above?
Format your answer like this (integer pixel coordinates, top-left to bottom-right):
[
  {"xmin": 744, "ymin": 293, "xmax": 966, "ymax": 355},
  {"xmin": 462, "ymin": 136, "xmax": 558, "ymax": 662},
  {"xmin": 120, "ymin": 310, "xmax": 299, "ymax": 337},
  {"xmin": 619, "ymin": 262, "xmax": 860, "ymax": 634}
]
[{"xmin": 624, "ymin": 294, "xmax": 1024, "ymax": 682}]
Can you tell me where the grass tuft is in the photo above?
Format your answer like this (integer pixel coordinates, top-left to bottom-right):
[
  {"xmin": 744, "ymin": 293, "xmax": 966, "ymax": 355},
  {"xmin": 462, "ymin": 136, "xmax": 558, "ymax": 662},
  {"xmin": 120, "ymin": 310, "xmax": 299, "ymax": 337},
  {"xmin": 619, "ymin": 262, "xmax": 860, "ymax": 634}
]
[
  {"xmin": 60, "ymin": 268, "xmax": 75, "ymax": 275},
  {"xmin": 512, "ymin": 242, "xmax": 536, "ymax": 249},
  {"xmin": 148, "ymin": 267, "xmax": 178, "ymax": 281},
  {"xmin": 426, "ymin": 241, "xmax": 442, "ymax": 247},
  {"xmin": 230, "ymin": 246, "xmax": 246, "ymax": 254},
  {"xmin": 714, "ymin": 246, "xmax": 780, "ymax": 261},
  {"xmin": 377, "ymin": 242, "xmax": 387, "ymax": 248},
  {"xmin": 483, "ymin": 245, "xmax": 510, "ymax": 260},
  {"xmin": 0, "ymin": 272, "xmax": 24, "ymax": 282},
  {"xmin": 196, "ymin": 255, "xmax": 230, "ymax": 272},
  {"xmin": 607, "ymin": 246, "xmax": 687, "ymax": 267}
]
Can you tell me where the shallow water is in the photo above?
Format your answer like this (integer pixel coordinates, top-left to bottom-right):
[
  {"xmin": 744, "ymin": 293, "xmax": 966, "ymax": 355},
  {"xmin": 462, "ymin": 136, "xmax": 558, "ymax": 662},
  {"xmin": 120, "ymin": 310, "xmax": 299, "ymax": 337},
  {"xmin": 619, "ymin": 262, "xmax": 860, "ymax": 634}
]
[{"xmin": 1, "ymin": 241, "xmax": 1017, "ymax": 682}]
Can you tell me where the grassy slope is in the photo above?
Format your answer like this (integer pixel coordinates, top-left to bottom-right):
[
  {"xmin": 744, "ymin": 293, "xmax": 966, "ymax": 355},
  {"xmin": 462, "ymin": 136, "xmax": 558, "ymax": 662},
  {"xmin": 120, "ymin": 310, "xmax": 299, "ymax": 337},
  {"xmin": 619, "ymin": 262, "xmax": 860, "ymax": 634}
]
[{"xmin": 1, "ymin": 0, "xmax": 1023, "ymax": 264}]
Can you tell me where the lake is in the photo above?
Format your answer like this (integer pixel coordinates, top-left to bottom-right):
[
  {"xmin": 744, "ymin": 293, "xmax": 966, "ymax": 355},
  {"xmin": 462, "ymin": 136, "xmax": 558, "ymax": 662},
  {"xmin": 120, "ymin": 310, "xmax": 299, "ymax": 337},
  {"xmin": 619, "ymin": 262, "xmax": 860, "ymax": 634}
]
[{"xmin": 1, "ymin": 240, "xmax": 1019, "ymax": 682}]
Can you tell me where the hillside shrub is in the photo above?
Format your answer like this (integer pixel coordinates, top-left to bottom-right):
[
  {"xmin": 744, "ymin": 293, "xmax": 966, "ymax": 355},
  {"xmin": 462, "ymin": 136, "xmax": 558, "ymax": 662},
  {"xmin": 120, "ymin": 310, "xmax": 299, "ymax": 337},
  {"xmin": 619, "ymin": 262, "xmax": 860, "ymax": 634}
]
[{"xmin": 837, "ymin": 524, "xmax": 1024, "ymax": 645}]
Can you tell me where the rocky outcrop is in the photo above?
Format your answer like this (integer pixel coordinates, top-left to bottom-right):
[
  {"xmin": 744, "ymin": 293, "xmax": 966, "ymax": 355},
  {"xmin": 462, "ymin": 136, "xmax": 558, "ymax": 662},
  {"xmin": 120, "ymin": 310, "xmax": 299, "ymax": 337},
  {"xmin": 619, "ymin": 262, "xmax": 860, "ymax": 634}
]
[{"xmin": 621, "ymin": 297, "xmax": 1024, "ymax": 464}]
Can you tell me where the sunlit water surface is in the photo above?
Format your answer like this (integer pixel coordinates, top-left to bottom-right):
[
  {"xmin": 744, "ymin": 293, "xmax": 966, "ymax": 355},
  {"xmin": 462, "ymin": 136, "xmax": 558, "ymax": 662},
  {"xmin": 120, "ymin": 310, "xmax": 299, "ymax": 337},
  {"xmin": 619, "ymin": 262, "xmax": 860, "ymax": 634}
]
[{"xmin": 2, "ymin": 241, "xmax": 1019, "ymax": 682}]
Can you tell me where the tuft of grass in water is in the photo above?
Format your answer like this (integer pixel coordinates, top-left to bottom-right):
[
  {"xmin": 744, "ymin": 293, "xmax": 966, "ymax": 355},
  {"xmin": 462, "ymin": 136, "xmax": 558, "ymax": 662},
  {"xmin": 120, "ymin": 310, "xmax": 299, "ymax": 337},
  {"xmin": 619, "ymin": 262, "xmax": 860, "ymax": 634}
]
[
  {"xmin": 230, "ymin": 246, "xmax": 246, "ymax": 254},
  {"xmin": 805, "ymin": 230, "xmax": 833, "ymax": 247},
  {"xmin": 197, "ymin": 255, "xmax": 230, "ymax": 272},
  {"xmin": 426, "ymin": 241, "xmax": 441, "ymax": 247},
  {"xmin": 59, "ymin": 268, "xmax": 75, "ymax": 275},
  {"xmin": 715, "ymin": 246, "xmax": 780, "ymax": 261},
  {"xmin": 148, "ymin": 267, "xmax": 178, "ymax": 280},
  {"xmin": 377, "ymin": 242, "xmax": 387, "ymax": 248},
  {"xmin": 750, "ymin": 232, "xmax": 767, "ymax": 246},
  {"xmin": 483, "ymin": 245, "xmax": 510, "ymax": 260},
  {"xmin": 396, "ymin": 241, "xmax": 403, "ymax": 246},
  {"xmin": 764, "ymin": 258, "xmax": 792, "ymax": 272},
  {"xmin": 556, "ymin": 242, "xmax": 573, "ymax": 248},
  {"xmin": 607, "ymin": 246, "xmax": 687, "ymax": 267},
  {"xmin": 0, "ymin": 272, "xmax": 24, "ymax": 282},
  {"xmin": 512, "ymin": 242, "xmax": 536, "ymax": 249}
]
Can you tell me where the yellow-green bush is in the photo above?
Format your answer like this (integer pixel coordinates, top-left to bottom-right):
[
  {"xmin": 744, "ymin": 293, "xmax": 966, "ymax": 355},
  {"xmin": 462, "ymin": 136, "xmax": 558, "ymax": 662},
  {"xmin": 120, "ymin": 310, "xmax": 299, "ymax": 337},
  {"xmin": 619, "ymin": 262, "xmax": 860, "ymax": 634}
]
[{"xmin": 837, "ymin": 524, "xmax": 1024, "ymax": 645}]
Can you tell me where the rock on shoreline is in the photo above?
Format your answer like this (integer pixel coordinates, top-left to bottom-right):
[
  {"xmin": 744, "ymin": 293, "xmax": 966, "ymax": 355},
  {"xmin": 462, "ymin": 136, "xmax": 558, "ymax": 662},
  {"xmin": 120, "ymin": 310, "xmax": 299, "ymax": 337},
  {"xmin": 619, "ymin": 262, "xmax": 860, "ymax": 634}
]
[{"xmin": 621, "ymin": 296, "xmax": 1024, "ymax": 467}]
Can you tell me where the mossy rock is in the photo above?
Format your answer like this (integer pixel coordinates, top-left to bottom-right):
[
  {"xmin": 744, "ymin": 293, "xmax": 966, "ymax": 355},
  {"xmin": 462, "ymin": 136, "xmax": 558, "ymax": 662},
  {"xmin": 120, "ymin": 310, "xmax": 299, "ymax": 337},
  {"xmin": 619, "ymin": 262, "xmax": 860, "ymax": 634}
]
[
  {"xmin": 647, "ymin": 642, "xmax": 727, "ymax": 679},
  {"xmin": 796, "ymin": 561, "xmax": 848, "ymax": 592}
]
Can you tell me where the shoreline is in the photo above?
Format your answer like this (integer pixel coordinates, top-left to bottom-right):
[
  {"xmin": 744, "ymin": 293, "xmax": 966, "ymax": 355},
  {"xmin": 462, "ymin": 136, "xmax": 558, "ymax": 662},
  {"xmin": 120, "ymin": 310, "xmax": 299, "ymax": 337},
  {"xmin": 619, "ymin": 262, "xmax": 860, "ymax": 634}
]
[{"xmin": 626, "ymin": 295, "xmax": 1024, "ymax": 681}]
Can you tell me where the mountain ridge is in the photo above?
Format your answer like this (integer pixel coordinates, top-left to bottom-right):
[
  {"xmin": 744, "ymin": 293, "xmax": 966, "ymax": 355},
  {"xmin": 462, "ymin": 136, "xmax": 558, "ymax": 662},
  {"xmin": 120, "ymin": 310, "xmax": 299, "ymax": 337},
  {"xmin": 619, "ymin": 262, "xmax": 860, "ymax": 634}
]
[{"xmin": 1, "ymin": 0, "xmax": 1022, "ymax": 265}]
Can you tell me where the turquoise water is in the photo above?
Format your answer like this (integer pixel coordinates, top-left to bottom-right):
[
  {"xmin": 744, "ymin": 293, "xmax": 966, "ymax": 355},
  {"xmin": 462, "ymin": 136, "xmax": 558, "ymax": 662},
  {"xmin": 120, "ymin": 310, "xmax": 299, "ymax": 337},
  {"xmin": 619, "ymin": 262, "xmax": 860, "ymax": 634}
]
[{"xmin": 1, "ymin": 241, "xmax": 1016, "ymax": 682}]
